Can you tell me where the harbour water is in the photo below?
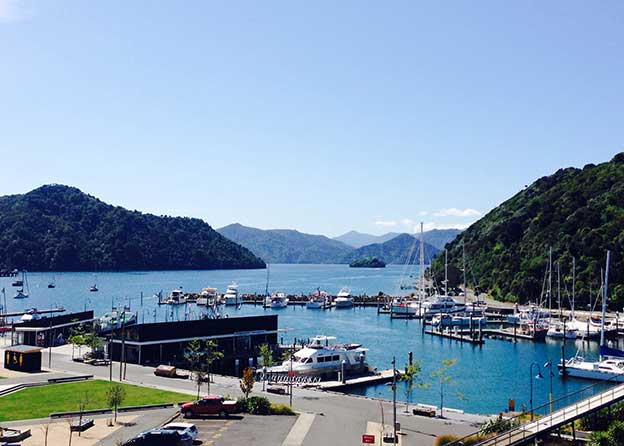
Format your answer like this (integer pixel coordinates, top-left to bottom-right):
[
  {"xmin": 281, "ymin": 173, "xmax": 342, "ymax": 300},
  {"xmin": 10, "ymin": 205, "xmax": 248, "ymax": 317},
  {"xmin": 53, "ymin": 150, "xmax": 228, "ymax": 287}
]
[{"xmin": 1, "ymin": 264, "xmax": 616, "ymax": 415}]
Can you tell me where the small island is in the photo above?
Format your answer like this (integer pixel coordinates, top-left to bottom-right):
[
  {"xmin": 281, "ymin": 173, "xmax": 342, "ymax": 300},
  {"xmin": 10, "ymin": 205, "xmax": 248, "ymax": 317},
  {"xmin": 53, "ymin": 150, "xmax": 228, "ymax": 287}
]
[{"xmin": 349, "ymin": 257, "xmax": 386, "ymax": 268}]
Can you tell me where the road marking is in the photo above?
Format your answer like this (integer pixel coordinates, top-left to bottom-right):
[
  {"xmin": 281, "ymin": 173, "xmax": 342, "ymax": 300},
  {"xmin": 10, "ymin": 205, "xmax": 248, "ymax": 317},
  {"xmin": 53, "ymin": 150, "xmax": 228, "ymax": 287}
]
[{"xmin": 282, "ymin": 412, "xmax": 315, "ymax": 446}]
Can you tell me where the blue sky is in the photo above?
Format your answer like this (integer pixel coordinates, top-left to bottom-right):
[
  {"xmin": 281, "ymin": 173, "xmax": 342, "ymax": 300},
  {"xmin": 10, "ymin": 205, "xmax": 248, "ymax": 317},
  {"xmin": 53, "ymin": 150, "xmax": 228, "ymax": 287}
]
[{"xmin": 1, "ymin": 1, "xmax": 623, "ymax": 237}]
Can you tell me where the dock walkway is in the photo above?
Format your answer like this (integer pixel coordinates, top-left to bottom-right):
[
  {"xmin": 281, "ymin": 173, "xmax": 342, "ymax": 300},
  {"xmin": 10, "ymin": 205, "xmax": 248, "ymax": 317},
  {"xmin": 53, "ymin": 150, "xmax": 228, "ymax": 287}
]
[
  {"xmin": 319, "ymin": 369, "xmax": 396, "ymax": 391},
  {"xmin": 453, "ymin": 382, "xmax": 624, "ymax": 446}
]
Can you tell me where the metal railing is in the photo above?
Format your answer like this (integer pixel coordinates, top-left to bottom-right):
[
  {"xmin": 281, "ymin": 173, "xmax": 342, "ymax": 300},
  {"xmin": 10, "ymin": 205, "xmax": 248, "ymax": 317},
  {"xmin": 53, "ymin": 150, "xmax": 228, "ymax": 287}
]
[{"xmin": 448, "ymin": 374, "xmax": 624, "ymax": 446}]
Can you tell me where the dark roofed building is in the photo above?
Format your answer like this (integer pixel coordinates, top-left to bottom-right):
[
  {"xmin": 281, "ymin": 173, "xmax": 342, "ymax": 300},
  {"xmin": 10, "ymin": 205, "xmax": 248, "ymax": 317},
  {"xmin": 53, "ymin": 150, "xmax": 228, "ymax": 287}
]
[{"xmin": 108, "ymin": 315, "xmax": 278, "ymax": 376}]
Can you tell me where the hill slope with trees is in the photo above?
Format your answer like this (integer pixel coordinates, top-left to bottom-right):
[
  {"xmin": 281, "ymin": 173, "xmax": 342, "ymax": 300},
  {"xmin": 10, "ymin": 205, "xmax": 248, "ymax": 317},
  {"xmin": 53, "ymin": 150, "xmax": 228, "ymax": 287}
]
[
  {"xmin": 342, "ymin": 233, "xmax": 440, "ymax": 265},
  {"xmin": 431, "ymin": 153, "xmax": 624, "ymax": 308},
  {"xmin": 0, "ymin": 185, "xmax": 265, "ymax": 271}
]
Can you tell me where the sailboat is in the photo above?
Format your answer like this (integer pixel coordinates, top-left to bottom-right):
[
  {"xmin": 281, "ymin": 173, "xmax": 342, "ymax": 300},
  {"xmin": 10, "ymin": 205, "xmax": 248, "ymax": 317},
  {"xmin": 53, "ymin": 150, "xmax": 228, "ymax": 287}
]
[
  {"xmin": 90, "ymin": 274, "xmax": 99, "ymax": 292},
  {"xmin": 547, "ymin": 253, "xmax": 577, "ymax": 339},
  {"xmin": 48, "ymin": 276, "xmax": 56, "ymax": 289},
  {"xmin": 559, "ymin": 251, "xmax": 624, "ymax": 382},
  {"xmin": 14, "ymin": 271, "xmax": 29, "ymax": 299}
]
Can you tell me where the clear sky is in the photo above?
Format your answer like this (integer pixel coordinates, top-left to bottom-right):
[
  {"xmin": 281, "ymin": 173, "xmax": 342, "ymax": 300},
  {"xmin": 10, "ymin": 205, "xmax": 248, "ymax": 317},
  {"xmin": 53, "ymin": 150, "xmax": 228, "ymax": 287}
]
[{"xmin": 1, "ymin": 1, "xmax": 623, "ymax": 237}]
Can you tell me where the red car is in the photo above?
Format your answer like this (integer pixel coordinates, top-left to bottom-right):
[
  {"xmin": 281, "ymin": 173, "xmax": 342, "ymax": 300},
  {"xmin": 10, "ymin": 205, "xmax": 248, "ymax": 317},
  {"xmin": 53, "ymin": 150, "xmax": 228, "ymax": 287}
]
[{"xmin": 181, "ymin": 395, "xmax": 237, "ymax": 418}]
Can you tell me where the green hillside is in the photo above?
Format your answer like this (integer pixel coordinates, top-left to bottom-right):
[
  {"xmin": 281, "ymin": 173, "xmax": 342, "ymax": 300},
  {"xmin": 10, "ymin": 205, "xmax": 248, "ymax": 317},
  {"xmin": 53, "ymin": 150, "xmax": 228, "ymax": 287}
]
[
  {"xmin": 342, "ymin": 233, "xmax": 440, "ymax": 265},
  {"xmin": 0, "ymin": 185, "xmax": 265, "ymax": 271},
  {"xmin": 432, "ymin": 153, "xmax": 624, "ymax": 309}
]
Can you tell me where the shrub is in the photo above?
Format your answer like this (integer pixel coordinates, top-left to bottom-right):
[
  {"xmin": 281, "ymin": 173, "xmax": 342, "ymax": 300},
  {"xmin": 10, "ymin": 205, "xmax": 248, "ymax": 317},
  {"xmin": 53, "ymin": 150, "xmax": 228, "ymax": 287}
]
[
  {"xmin": 269, "ymin": 403, "xmax": 295, "ymax": 415},
  {"xmin": 434, "ymin": 434, "xmax": 458, "ymax": 446},
  {"xmin": 243, "ymin": 396, "xmax": 271, "ymax": 415}
]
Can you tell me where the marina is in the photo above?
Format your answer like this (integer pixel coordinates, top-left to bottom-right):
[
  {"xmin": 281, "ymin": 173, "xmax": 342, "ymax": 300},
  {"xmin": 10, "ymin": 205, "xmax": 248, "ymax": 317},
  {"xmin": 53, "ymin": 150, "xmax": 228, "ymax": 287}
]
[{"xmin": 1, "ymin": 264, "xmax": 623, "ymax": 415}]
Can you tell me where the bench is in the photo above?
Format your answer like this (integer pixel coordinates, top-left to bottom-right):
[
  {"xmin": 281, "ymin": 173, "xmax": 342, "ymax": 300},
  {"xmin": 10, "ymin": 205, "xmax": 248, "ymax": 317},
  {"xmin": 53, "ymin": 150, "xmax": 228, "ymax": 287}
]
[{"xmin": 70, "ymin": 418, "xmax": 94, "ymax": 432}]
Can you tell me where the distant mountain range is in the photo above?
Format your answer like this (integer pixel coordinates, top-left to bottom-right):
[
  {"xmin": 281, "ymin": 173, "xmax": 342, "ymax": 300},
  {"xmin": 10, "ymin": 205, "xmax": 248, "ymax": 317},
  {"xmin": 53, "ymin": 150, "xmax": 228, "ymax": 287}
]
[
  {"xmin": 333, "ymin": 228, "xmax": 461, "ymax": 250},
  {"xmin": 342, "ymin": 233, "xmax": 440, "ymax": 265},
  {"xmin": 218, "ymin": 224, "xmax": 446, "ymax": 265},
  {"xmin": 217, "ymin": 224, "xmax": 352, "ymax": 264},
  {"xmin": 0, "ymin": 185, "xmax": 265, "ymax": 271}
]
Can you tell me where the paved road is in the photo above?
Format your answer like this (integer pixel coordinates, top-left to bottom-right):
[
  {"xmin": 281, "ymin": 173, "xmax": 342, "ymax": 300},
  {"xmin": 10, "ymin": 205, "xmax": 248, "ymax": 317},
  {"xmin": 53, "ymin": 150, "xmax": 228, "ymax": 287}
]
[{"xmin": 33, "ymin": 345, "xmax": 487, "ymax": 446}]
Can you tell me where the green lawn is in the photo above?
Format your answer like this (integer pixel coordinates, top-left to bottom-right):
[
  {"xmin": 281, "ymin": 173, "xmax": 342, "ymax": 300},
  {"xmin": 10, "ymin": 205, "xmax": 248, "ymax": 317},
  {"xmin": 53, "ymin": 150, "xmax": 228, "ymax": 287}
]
[{"xmin": 0, "ymin": 379, "xmax": 191, "ymax": 421}]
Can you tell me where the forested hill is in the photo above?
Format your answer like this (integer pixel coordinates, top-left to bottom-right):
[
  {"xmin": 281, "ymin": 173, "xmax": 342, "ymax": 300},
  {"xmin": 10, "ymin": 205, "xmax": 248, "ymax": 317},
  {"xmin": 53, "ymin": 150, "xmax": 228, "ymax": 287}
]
[
  {"xmin": 342, "ymin": 233, "xmax": 440, "ymax": 265},
  {"xmin": 0, "ymin": 185, "xmax": 265, "ymax": 271},
  {"xmin": 217, "ymin": 223, "xmax": 352, "ymax": 264},
  {"xmin": 431, "ymin": 153, "xmax": 624, "ymax": 308}
]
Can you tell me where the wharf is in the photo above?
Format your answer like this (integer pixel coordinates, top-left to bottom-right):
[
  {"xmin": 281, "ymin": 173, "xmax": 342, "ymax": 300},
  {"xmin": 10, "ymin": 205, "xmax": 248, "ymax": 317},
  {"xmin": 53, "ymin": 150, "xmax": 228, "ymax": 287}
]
[
  {"xmin": 319, "ymin": 369, "xmax": 397, "ymax": 391},
  {"xmin": 476, "ymin": 328, "xmax": 545, "ymax": 341},
  {"xmin": 425, "ymin": 329, "xmax": 484, "ymax": 345},
  {"xmin": 2, "ymin": 308, "xmax": 66, "ymax": 318},
  {"xmin": 0, "ymin": 270, "xmax": 18, "ymax": 278}
]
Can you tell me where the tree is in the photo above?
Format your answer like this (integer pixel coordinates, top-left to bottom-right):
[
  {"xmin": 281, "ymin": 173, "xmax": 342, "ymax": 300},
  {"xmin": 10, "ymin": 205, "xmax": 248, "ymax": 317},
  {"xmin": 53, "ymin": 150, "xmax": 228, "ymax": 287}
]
[
  {"xmin": 68, "ymin": 324, "xmax": 87, "ymax": 360},
  {"xmin": 204, "ymin": 339, "xmax": 224, "ymax": 394},
  {"xmin": 590, "ymin": 420, "xmax": 624, "ymax": 446},
  {"xmin": 258, "ymin": 344, "xmax": 272, "ymax": 367},
  {"xmin": 184, "ymin": 339, "xmax": 208, "ymax": 399},
  {"xmin": 240, "ymin": 367, "xmax": 255, "ymax": 399},
  {"xmin": 400, "ymin": 361, "xmax": 424, "ymax": 413},
  {"xmin": 431, "ymin": 359, "xmax": 461, "ymax": 418},
  {"xmin": 106, "ymin": 383, "xmax": 126, "ymax": 423},
  {"xmin": 77, "ymin": 390, "xmax": 90, "ymax": 437}
]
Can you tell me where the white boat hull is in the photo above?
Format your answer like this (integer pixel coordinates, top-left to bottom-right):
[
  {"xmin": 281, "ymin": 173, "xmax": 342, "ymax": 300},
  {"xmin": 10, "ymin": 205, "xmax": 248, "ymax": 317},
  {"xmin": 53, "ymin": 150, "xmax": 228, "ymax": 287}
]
[
  {"xmin": 334, "ymin": 298, "xmax": 354, "ymax": 308},
  {"xmin": 560, "ymin": 364, "xmax": 624, "ymax": 382}
]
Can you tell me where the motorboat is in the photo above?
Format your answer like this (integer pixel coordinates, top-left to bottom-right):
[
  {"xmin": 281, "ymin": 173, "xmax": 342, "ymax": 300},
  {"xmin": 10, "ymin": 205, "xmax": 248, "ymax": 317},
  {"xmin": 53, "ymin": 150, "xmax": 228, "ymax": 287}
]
[
  {"xmin": 223, "ymin": 282, "xmax": 240, "ymax": 306},
  {"xmin": 391, "ymin": 297, "xmax": 418, "ymax": 316},
  {"xmin": 163, "ymin": 289, "xmax": 186, "ymax": 305},
  {"xmin": 507, "ymin": 304, "xmax": 550, "ymax": 325},
  {"xmin": 90, "ymin": 284, "xmax": 99, "ymax": 292},
  {"xmin": 431, "ymin": 312, "xmax": 487, "ymax": 328},
  {"xmin": 268, "ymin": 335, "xmax": 369, "ymax": 376},
  {"xmin": 546, "ymin": 320, "xmax": 578, "ymax": 339},
  {"xmin": 307, "ymin": 290, "xmax": 329, "ymax": 309},
  {"xmin": 334, "ymin": 288, "xmax": 354, "ymax": 308},
  {"xmin": 99, "ymin": 307, "xmax": 137, "ymax": 332},
  {"xmin": 20, "ymin": 308, "xmax": 40, "ymax": 322},
  {"xmin": 197, "ymin": 288, "xmax": 218, "ymax": 306},
  {"xmin": 420, "ymin": 295, "xmax": 466, "ymax": 318},
  {"xmin": 269, "ymin": 292, "xmax": 288, "ymax": 309}
]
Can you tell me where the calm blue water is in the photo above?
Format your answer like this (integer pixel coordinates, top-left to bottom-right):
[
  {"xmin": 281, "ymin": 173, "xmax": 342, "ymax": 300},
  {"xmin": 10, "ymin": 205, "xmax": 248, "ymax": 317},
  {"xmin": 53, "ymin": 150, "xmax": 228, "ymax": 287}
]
[{"xmin": 0, "ymin": 264, "xmax": 618, "ymax": 414}]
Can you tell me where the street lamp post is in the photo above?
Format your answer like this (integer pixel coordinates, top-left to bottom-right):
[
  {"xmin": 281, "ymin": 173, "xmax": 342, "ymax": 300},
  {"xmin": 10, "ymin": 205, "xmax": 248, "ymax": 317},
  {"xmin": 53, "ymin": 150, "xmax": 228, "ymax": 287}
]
[
  {"xmin": 529, "ymin": 362, "xmax": 544, "ymax": 421},
  {"xmin": 544, "ymin": 360, "xmax": 554, "ymax": 413},
  {"xmin": 392, "ymin": 356, "xmax": 397, "ymax": 445}
]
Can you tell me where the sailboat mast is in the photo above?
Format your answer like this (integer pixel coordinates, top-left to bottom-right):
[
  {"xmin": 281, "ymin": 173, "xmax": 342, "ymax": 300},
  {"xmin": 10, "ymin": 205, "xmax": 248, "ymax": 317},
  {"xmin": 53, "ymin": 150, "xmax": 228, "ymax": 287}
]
[
  {"xmin": 572, "ymin": 257, "xmax": 576, "ymax": 319},
  {"xmin": 557, "ymin": 261, "xmax": 561, "ymax": 319},
  {"xmin": 462, "ymin": 240, "xmax": 467, "ymax": 304},
  {"xmin": 600, "ymin": 251, "xmax": 610, "ymax": 352},
  {"xmin": 444, "ymin": 249, "xmax": 448, "ymax": 296},
  {"xmin": 265, "ymin": 264, "xmax": 270, "ymax": 296},
  {"xmin": 548, "ymin": 247, "xmax": 552, "ymax": 320},
  {"xmin": 419, "ymin": 222, "xmax": 425, "ymax": 299}
]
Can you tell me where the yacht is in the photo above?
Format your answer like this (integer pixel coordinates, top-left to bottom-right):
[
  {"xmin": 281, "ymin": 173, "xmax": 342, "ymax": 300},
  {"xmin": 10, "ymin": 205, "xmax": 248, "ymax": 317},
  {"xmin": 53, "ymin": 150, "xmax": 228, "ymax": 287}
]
[
  {"xmin": 14, "ymin": 288, "xmax": 29, "ymax": 299},
  {"xmin": 334, "ymin": 288, "xmax": 354, "ymax": 308},
  {"xmin": 546, "ymin": 320, "xmax": 578, "ymax": 339},
  {"xmin": 163, "ymin": 289, "xmax": 186, "ymax": 305},
  {"xmin": 306, "ymin": 290, "xmax": 329, "ymax": 309},
  {"xmin": 391, "ymin": 297, "xmax": 418, "ymax": 316},
  {"xmin": 431, "ymin": 312, "xmax": 487, "ymax": 328},
  {"xmin": 269, "ymin": 292, "xmax": 288, "ymax": 309},
  {"xmin": 99, "ymin": 307, "xmax": 137, "ymax": 332},
  {"xmin": 420, "ymin": 295, "xmax": 466, "ymax": 318},
  {"xmin": 507, "ymin": 304, "xmax": 550, "ymax": 325},
  {"xmin": 197, "ymin": 288, "xmax": 218, "ymax": 306},
  {"xmin": 268, "ymin": 336, "xmax": 369, "ymax": 376},
  {"xmin": 223, "ymin": 283, "xmax": 240, "ymax": 306}
]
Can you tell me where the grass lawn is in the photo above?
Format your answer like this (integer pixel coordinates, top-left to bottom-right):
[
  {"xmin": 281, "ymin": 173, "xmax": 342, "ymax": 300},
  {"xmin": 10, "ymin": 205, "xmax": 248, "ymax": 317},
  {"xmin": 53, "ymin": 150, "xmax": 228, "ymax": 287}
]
[{"xmin": 0, "ymin": 379, "xmax": 191, "ymax": 421}]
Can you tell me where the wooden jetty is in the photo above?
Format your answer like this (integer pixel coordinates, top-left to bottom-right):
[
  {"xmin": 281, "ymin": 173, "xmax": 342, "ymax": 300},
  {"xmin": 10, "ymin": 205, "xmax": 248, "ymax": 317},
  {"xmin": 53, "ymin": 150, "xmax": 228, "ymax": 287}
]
[
  {"xmin": 2, "ymin": 308, "xmax": 66, "ymax": 318},
  {"xmin": 425, "ymin": 329, "xmax": 484, "ymax": 345},
  {"xmin": 477, "ymin": 327, "xmax": 546, "ymax": 342},
  {"xmin": 319, "ymin": 369, "xmax": 397, "ymax": 391},
  {"xmin": 0, "ymin": 270, "xmax": 18, "ymax": 278}
]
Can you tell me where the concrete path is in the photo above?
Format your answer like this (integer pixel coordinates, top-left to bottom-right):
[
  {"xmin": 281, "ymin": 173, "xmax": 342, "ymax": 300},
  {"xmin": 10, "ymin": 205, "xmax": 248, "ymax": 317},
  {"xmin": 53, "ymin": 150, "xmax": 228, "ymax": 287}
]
[{"xmin": 282, "ymin": 412, "xmax": 315, "ymax": 446}]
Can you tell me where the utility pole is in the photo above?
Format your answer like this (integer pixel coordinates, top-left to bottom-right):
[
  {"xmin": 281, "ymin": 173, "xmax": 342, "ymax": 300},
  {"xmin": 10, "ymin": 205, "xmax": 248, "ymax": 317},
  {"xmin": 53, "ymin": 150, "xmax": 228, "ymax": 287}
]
[
  {"xmin": 462, "ymin": 240, "xmax": 467, "ymax": 305},
  {"xmin": 289, "ymin": 341, "xmax": 294, "ymax": 408},
  {"xmin": 392, "ymin": 356, "xmax": 397, "ymax": 445},
  {"xmin": 444, "ymin": 249, "xmax": 448, "ymax": 296}
]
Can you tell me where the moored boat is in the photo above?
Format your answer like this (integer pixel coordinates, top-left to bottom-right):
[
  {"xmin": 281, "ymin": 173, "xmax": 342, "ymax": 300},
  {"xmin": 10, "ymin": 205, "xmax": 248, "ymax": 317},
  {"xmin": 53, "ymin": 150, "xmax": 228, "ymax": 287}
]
[
  {"xmin": 197, "ymin": 288, "xmax": 218, "ymax": 306},
  {"xmin": 269, "ymin": 292, "xmax": 288, "ymax": 309},
  {"xmin": 334, "ymin": 288, "xmax": 354, "ymax": 308},
  {"xmin": 306, "ymin": 290, "xmax": 329, "ymax": 309},
  {"xmin": 223, "ymin": 282, "xmax": 240, "ymax": 306}
]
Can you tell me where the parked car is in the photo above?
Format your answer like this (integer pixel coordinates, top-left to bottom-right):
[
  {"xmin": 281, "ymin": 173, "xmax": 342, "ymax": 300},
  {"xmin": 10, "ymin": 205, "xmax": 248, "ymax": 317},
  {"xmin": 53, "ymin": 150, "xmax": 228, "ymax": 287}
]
[
  {"xmin": 162, "ymin": 423, "xmax": 199, "ymax": 440},
  {"xmin": 181, "ymin": 394, "xmax": 237, "ymax": 418},
  {"xmin": 122, "ymin": 428, "xmax": 193, "ymax": 446}
]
